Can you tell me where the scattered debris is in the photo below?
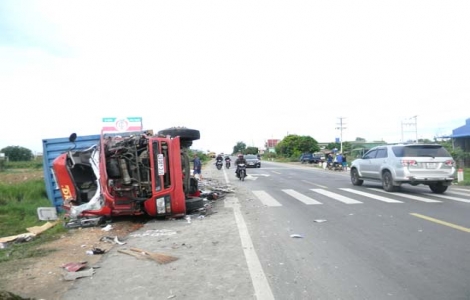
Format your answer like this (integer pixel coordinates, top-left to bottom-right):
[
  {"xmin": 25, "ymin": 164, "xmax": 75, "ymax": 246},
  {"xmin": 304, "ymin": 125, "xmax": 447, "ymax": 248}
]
[
  {"xmin": 0, "ymin": 220, "xmax": 59, "ymax": 246},
  {"xmin": 101, "ymin": 224, "xmax": 113, "ymax": 231},
  {"xmin": 63, "ymin": 268, "xmax": 95, "ymax": 281},
  {"xmin": 86, "ymin": 247, "xmax": 106, "ymax": 255},
  {"xmin": 118, "ymin": 247, "xmax": 178, "ymax": 264},
  {"xmin": 167, "ymin": 295, "xmax": 176, "ymax": 299},
  {"xmin": 290, "ymin": 234, "xmax": 304, "ymax": 238},
  {"xmin": 37, "ymin": 207, "xmax": 58, "ymax": 221},
  {"xmin": 313, "ymin": 219, "xmax": 327, "ymax": 223},
  {"xmin": 26, "ymin": 220, "xmax": 60, "ymax": 235},
  {"xmin": 129, "ymin": 229, "xmax": 177, "ymax": 237},
  {"xmin": 100, "ymin": 236, "xmax": 126, "ymax": 245},
  {"xmin": 62, "ymin": 262, "xmax": 87, "ymax": 272},
  {"xmin": 185, "ymin": 216, "xmax": 191, "ymax": 224}
]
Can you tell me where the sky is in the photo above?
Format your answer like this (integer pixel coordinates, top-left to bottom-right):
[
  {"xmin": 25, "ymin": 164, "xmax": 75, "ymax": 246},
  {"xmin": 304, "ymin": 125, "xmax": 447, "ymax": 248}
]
[{"xmin": 1, "ymin": 1, "xmax": 469, "ymax": 155}]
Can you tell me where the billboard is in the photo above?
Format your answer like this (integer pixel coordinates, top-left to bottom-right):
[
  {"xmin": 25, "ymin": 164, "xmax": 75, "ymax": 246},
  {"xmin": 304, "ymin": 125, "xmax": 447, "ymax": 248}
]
[{"xmin": 102, "ymin": 117, "xmax": 143, "ymax": 132}]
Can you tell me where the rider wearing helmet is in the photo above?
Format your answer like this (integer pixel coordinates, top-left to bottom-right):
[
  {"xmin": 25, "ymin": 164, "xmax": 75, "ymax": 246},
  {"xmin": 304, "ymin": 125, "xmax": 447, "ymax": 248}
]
[{"xmin": 235, "ymin": 153, "xmax": 247, "ymax": 177}]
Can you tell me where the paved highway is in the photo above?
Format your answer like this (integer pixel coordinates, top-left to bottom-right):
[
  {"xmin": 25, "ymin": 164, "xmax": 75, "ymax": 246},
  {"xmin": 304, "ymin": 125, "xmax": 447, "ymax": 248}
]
[{"xmin": 223, "ymin": 159, "xmax": 470, "ymax": 300}]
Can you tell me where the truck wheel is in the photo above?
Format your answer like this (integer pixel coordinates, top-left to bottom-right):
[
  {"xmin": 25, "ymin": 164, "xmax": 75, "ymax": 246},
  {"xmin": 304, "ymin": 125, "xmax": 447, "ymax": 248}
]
[
  {"xmin": 158, "ymin": 127, "xmax": 200, "ymax": 148},
  {"xmin": 185, "ymin": 197, "xmax": 204, "ymax": 213},
  {"xmin": 158, "ymin": 127, "xmax": 200, "ymax": 140}
]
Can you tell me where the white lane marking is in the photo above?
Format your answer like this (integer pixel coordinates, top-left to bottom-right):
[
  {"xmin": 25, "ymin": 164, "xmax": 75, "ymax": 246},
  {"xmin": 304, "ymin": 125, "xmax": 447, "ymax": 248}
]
[
  {"xmin": 282, "ymin": 189, "xmax": 322, "ymax": 205},
  {"xmin": 225, "ymin": 197, "xmax": 275, "ymax": 300},
  {"xmin": 252, "ymin": 191, "xmax": 282, "ymax": 207},
  {"xmin": 310, "ymin": 189, "xmax": 362, "ymax": 204},
  {"xmin": 367, "ymin": 188, "xmax": 441, "ymax": 203},
  {"xmin": 451, "ymin": 188, "xmax": 470, "ymax": 192},
  {"xmin": 427, "ymin": 194, "xmax": 470, "ymax": 203},
  {"xmin": 447, "ymin": 191, "xmax": 470, "ymax": 197},
  {"xmin": 340, "ymin": 188, "xmax": 403, "ymax": 203},
  {"xmin": 223, "ymin": 167, "xmax": 229, "ymax": 184}
]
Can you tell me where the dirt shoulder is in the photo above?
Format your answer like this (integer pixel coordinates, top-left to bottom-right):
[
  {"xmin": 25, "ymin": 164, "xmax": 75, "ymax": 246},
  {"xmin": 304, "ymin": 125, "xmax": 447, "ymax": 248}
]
[{"xmin": 0, "ymin": 218, "xmax": 145, "ymax": 300}]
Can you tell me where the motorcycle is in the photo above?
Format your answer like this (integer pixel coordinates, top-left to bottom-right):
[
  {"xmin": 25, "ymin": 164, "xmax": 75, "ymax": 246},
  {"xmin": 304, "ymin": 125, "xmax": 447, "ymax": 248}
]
[
  {"xmin": 225, "ymin": 159, "xmax": 231, "ymax": 169},
  {"xmin": 327, "ymin": 161, "xmax": 343, "ymax": 171},
  {"xmin": 216, "ymin": 160, "xmax": 223, "ymax": 170},
  {"xmin": 237, "ymin": 163, "xmax": 246, "ymax": 181}
]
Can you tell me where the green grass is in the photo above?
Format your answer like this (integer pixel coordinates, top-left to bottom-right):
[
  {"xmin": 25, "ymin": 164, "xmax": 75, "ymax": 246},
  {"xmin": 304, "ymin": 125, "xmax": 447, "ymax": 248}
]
[
  {"xmin": 2, "ymin": 160, "xmax": 43, "ymax": 170},
  {"xmin": 456, "ymin": 168, "xmax": 470, "ymax": 186},
  {"xmin": 0, "ymin": 177, "xmax": 67, "ymax": 263}
]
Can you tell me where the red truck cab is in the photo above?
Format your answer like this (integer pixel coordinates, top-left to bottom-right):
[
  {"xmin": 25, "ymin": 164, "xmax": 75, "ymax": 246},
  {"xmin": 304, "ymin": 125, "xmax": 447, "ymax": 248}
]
[{"xmin": 52, "ymin": 128, "xmax": 202, "ymax": 226}]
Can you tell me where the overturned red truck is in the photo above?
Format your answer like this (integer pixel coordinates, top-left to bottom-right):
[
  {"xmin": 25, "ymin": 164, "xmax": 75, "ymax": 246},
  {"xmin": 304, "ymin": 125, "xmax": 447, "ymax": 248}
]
[{"xmin": 51, "ymin": 127, "xmax": 202, "ymax": 227}]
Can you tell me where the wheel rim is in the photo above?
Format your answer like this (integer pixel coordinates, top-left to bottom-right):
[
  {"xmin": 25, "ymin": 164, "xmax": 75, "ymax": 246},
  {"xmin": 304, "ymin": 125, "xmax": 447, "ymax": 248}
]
[
  {"xmin": 383, "ymin": 173, "xmax": 391, "ymax": 188},
  {"xmin": 352, "ymin": 170, "xmax": 358, "ymax": 183}
]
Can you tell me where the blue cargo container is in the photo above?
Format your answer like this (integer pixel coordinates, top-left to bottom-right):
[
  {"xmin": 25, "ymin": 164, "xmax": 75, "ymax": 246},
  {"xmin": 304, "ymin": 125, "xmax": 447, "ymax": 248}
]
[{"xmin": 42, "ymin": 134, "xmax": 101, "ymax": 210}]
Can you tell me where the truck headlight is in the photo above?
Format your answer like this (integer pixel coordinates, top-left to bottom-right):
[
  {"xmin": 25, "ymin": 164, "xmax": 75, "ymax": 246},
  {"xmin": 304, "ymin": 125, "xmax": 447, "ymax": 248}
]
[{"xmin": 156, "ymin": 197, "xmax": 165, "ymax": 214}]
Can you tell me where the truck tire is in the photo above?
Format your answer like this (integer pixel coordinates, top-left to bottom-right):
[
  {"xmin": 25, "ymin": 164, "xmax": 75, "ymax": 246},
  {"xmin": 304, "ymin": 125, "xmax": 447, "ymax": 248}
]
[
  {"xmin": 158, "ymin": 127, "xmax": 200, "ymax": 148},
  {"xmin": 158, "ymin": 127, "xmax": 200, "ymax": 140},
  {"xmin": 185, "ymin": 197, "xmax": 204, "ymax": 213}
]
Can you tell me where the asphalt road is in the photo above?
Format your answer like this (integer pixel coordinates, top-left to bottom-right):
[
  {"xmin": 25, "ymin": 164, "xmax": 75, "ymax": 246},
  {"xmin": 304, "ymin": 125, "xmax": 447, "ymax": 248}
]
[
  {"xmin": 233, "ymin": 160, "xmax": 470, "ymax": 300},
  {"xmin": 63, "ymin": 159, "xmax": 470, "ymax": 300}
]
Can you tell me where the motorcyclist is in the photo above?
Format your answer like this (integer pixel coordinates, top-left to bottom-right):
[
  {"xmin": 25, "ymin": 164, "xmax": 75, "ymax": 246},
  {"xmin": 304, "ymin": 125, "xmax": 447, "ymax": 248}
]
[
  {"xmin": 224, "ymin": 155, "xmax": 231, "ymax": 165},
  {"xmin": 216, "ymin": 154, "xmax": 224, "ymax": 163},
  {"xmin": 235, "ymin": 154, "xmax": 247, "ymax": 177}
]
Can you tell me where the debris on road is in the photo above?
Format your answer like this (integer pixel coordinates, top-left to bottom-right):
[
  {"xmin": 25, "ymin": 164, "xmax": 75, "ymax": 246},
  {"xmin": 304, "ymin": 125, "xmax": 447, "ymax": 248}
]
[
  {"xmin": 63, "ymin": 268, "xmax": 95, "ymax": 281},
  {"xmin": 99, "ymin": 236, "xmax": 126, "ymax": 245},
  {"xmin": 118, "ymin": 247, "xmax": 178, "ymax": 264},
  {"xmin": 313, "ymin": 219, "xmax": 327, "ymax": 223},
  {"xmin": 290, "ymin": 234, "xmax": 304, "ymax": 238},
  {"xmin": 101, "ymin": 224, "xmax": 113, "ymax": 231},
  {"xmin": 62, "ymin": 262, "xmax": 88, "ymax": 272},
  {"xmin": 129, "ymin": 229, "xmax": 177, "ymax": 238}
]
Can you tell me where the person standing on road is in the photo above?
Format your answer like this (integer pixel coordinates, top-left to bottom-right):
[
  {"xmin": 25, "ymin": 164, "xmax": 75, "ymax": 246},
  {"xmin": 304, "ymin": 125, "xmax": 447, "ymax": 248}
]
[
  {"xmin": 336, "ymin": 153, "xmax": 343, "ymax": 170},
  {"xmin": 193, "ymin": 154, "xmax": 203, "ymax": 180}
]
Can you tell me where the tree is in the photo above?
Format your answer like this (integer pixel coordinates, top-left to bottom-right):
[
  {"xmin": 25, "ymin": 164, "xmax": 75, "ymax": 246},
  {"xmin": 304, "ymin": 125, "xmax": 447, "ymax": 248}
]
[
  {"xmin": 355, "ymin": 137, "xmax": 366, "ymax": 142},
  {"xmin": 326, "ymin": 142, "xmax": 340, "ymax": 151},
  {"xmin": 232, "ymin": 142, "xmax": 247, "ymax": 155},
  {"xmin": 245, "ymin": 146, "xmax": 259, "ymax": 155},
  {"xmin": 0, "ymin": 146, "xmax": 33, "ymax": 161},
  {"xmin": 275, "ymin": 135, "xmax": 319, "ymax": 158}
]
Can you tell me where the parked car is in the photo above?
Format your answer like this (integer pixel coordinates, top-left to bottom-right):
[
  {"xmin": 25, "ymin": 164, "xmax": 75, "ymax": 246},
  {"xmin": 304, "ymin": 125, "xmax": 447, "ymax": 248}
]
[
  {"xmin": 299, "ymin": 153, "xmax": 323, "ymax": 164},
  {"xmin": 349, "ymin": 143, "xmax": 456, "ymax": 193},
  {"xmin": 245, "ymin": 154, "xmax": 261, "ymax": 168}
]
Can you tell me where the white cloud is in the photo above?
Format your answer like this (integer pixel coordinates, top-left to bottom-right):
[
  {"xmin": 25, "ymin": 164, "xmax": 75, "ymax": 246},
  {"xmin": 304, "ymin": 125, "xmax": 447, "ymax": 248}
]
[{"xmin": 0, "ymin": 0, "xmax": 469, "ymax": 154}]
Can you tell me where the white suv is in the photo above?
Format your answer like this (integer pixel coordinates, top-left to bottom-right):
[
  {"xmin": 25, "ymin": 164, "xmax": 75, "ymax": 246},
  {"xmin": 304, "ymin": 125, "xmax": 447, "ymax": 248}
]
[{"xmin": 350, "ymin": 144, "xmax": 456, "ymax": 193}]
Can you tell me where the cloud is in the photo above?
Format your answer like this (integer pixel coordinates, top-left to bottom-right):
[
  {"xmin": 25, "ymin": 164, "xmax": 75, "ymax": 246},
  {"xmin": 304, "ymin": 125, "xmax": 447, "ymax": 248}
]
[{"xmin": 0, "ymin": 1, "xmax": 469, "ymax": 153}]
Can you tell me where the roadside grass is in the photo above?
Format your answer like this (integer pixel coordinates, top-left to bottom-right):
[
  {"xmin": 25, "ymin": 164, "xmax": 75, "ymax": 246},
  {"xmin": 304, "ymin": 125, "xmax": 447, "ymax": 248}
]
[
  {"xmin": 0, "ymin": 177, "xmax": 66, "ymax": 263},
  {"xmin": 457, "ymin": 168, "xmax": 470, "ymax": 186}
]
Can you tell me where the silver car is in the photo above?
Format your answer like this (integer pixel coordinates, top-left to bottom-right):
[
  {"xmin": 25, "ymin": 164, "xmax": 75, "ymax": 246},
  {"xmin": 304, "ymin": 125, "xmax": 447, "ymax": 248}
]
[{"xmin": 350, "ymin": 144, "xmax": 456, "ymax": 193}]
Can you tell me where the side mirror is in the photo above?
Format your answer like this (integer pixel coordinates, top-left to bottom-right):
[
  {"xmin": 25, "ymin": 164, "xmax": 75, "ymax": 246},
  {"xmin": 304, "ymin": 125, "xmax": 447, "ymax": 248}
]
[{"xmin": 69, "ymin": 133, "xmax": 77, "ymax": 143}]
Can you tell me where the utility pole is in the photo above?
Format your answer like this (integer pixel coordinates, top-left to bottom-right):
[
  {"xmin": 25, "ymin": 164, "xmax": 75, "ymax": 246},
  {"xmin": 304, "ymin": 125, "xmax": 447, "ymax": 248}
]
[
  {"xmin": 401, "ymin": 115, "xmax": 418, "ymax": 143},
  {"xmin": 335, "ymin": 117, "xmax": 347, "ymax": 153}
]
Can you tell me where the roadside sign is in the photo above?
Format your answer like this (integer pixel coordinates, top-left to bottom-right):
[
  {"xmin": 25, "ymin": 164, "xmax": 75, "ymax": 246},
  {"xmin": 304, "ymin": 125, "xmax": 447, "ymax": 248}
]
[{"xmin": 102, "ymin": 117, "xmax": 143, "ymax": 132}]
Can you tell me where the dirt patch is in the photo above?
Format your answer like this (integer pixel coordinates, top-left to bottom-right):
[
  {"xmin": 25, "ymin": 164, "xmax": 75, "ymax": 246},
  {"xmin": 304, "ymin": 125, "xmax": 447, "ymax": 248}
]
[{"xmin": 0, "ymin": 219, "xmax": 145, "ymax": 300}]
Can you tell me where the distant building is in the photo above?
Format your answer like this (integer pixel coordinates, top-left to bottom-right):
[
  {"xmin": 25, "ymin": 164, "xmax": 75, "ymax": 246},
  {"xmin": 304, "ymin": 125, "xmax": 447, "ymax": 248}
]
[
  {"xmin": 265, "ymin": 139, "xmax": 280, "ymax": 153},
  {"xmin": 443, "ymin": 118, "xmax": 470, "ymax": 167}
]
